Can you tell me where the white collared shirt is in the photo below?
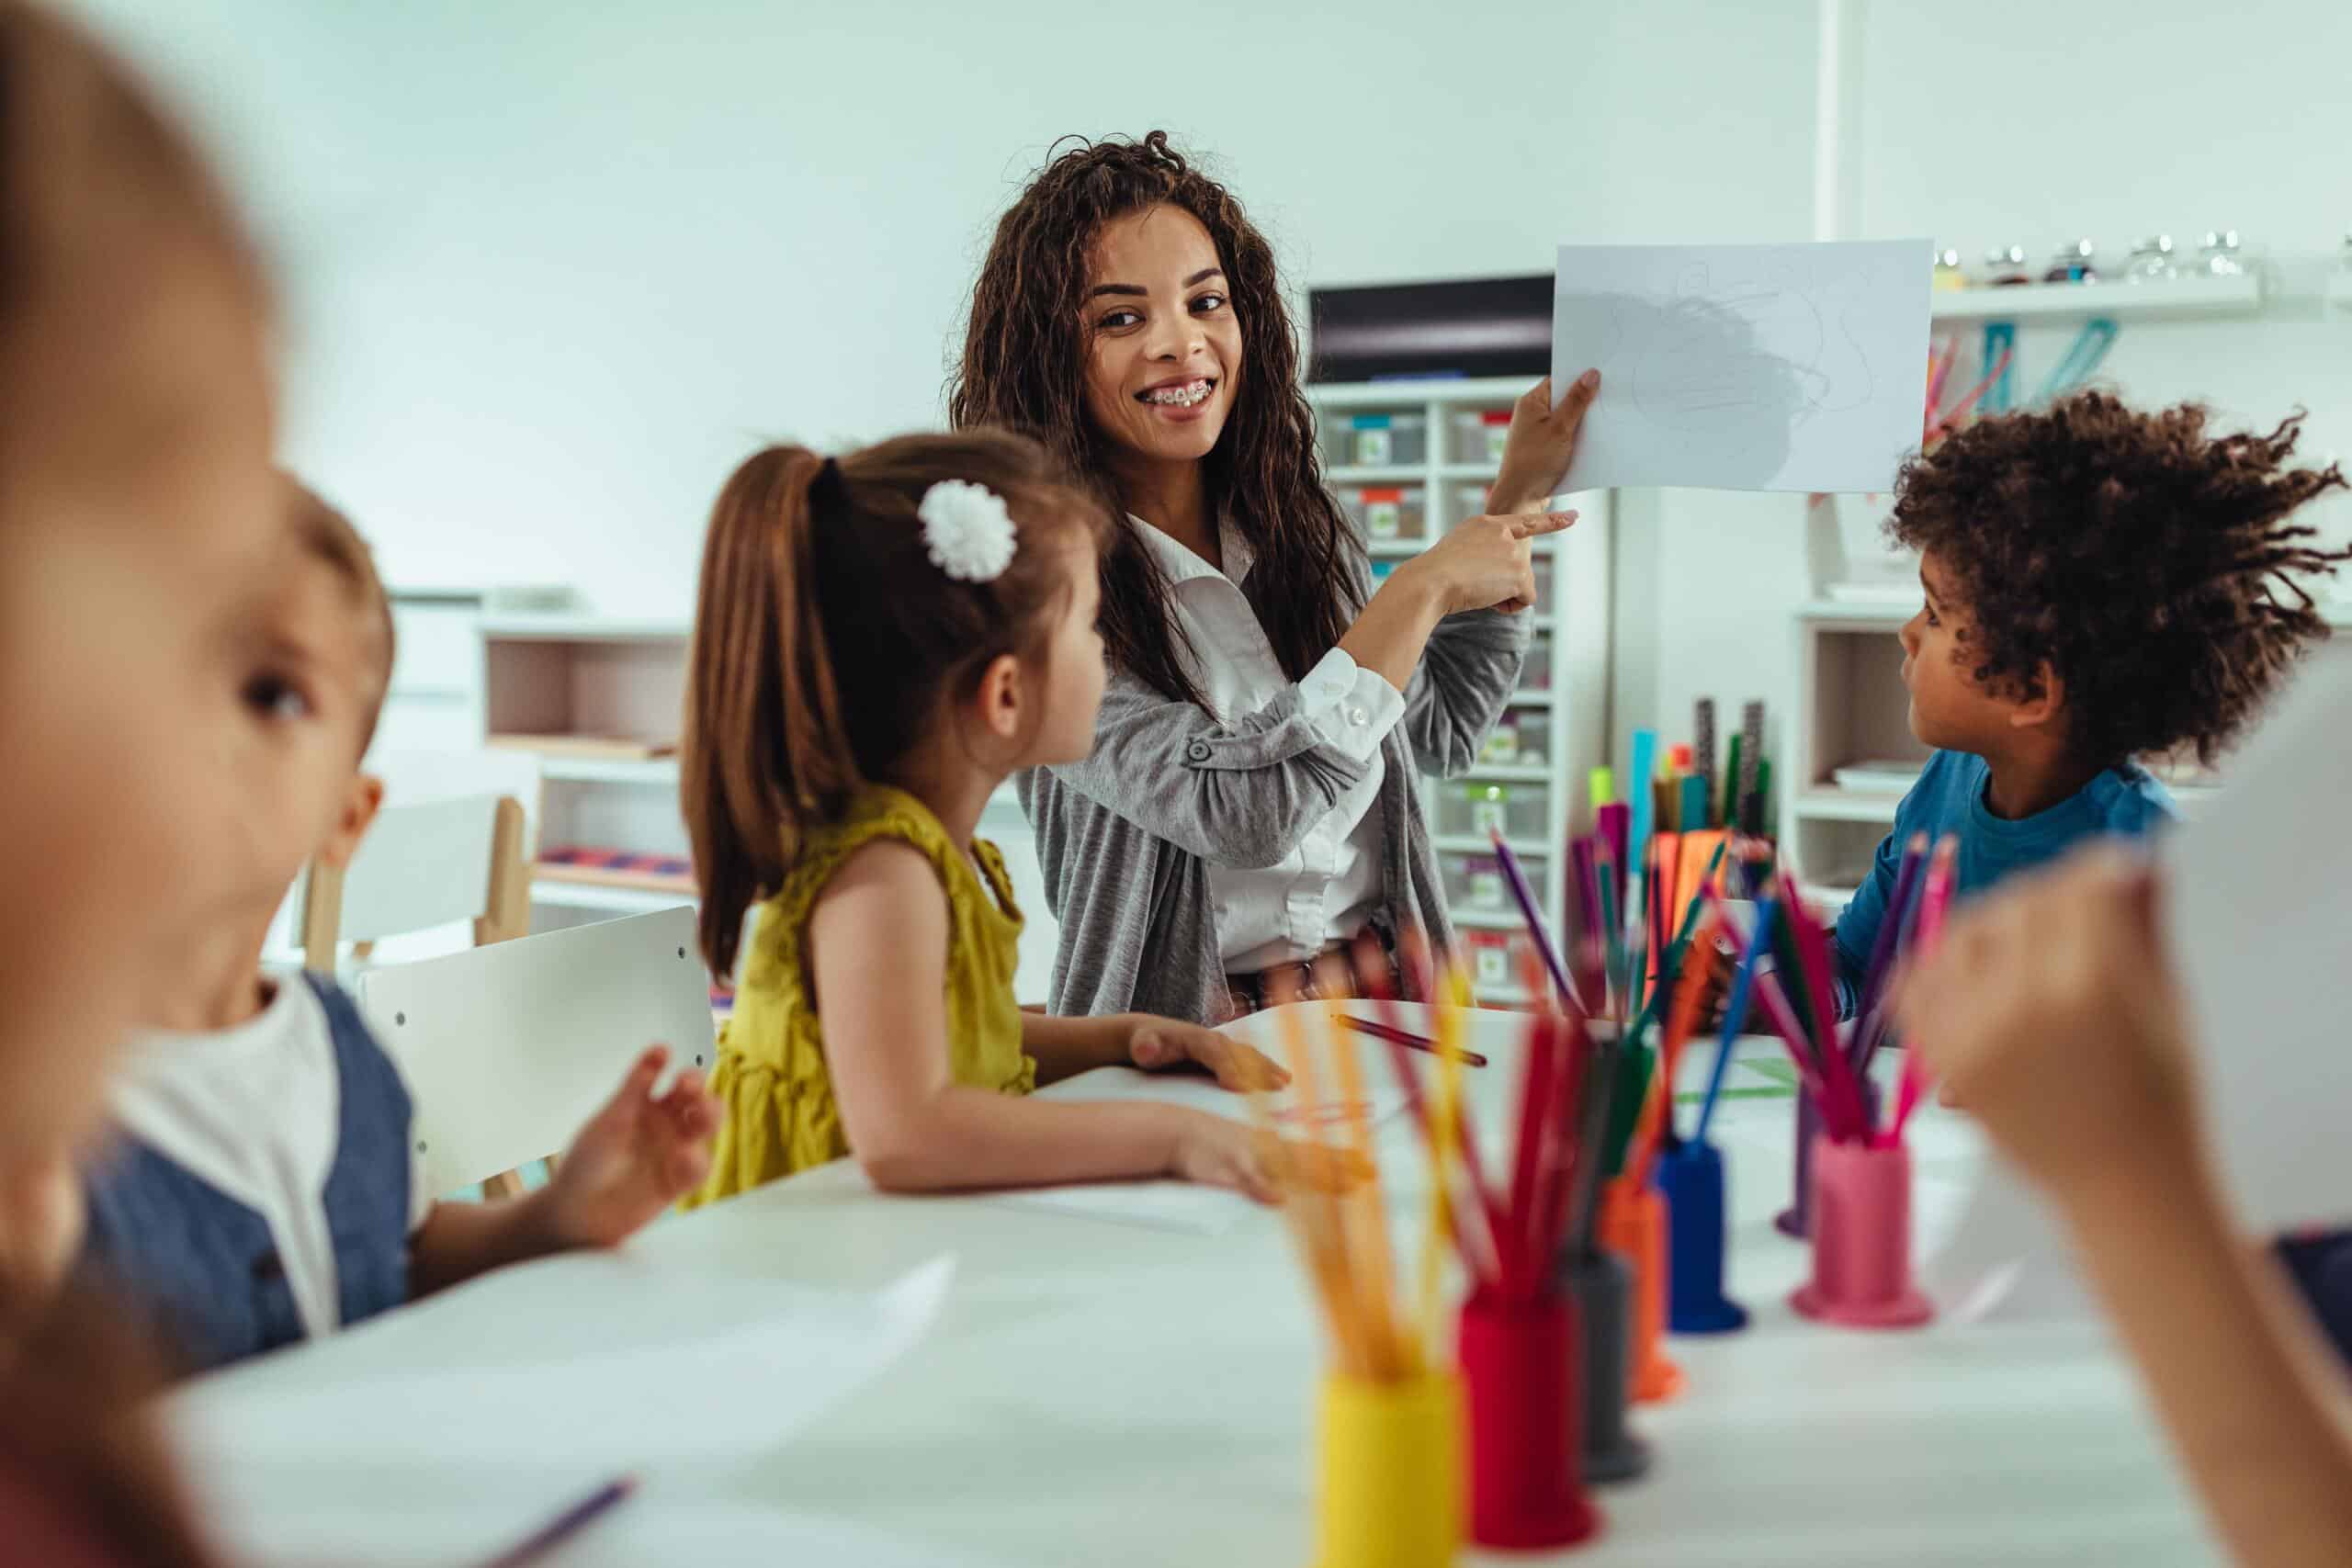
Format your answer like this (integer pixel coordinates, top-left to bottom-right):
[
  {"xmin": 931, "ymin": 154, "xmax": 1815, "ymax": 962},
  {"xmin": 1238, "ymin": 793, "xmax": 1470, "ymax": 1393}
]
[{"xmin": 1129, "ymin": 515, "xmax": 1404, "ymax": 972}]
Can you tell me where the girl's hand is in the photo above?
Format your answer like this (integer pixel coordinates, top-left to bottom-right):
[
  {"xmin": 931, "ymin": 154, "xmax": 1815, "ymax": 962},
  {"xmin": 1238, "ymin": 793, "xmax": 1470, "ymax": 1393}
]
[
  {"xmin": 543, "ymin": 1046, "xmax": 721, "ymax": 1247},
  {"xmin": 1124, "ymin": 1014, "xmax": 1289, "ymax": 1094},
  {"xmin": 1402, "ymin": 511, "xmax": 1576, "ymax": 616},
  {"xmin": 1490, "ymin": 369, "xmax": 1601, "ymax": 515},
  {"xmin": 1891, "ymin": 844, "xmax": 2199, "ymax": 1209},
  {"xmin": 1167, "ymin": 1111, "xmax": 1369, "ymax": 1204}
]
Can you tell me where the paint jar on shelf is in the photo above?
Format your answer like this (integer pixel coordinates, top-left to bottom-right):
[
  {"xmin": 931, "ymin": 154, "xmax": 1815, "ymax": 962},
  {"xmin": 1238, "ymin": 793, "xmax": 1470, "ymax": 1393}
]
[
  {"xmin": 2041, "ymin": 239, "xmax": 2097, "ymax": 283},
  {"xmin": 2122, "ymin": 234, "xmax": 2178, "ymax": 282},
  {"xmin": 1930, "ymin": 247, "xmax": 1966, "ymax": 290},
  {"xmin": 1980, "ymin": 244, "xmax": 2031, "ymax": 287},
  {"xmin": 1442, "ymin": 852, "xmax": 1517, "ymax": 912},
  {"xmin": 2196, "ymin": 229, "xmax": 2246, "ymax": 277}
]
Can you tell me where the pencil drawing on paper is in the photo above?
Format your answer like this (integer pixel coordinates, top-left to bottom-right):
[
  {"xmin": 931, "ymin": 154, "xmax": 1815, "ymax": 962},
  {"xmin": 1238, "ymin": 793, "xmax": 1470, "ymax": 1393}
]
[{"xmin": 1553, "ymin": 240, "xmax": 1929, "ymax": 495}]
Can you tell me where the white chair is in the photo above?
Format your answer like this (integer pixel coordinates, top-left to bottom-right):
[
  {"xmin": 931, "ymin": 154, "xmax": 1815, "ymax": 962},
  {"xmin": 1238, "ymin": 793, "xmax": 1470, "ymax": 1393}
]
[
  {"xmin": 301, "ymin": 794, "xmax": 531, "ymax": 976},
  {"xmin": 356, "ymin": 906, "xmax": 717, "ymax": 1201}
]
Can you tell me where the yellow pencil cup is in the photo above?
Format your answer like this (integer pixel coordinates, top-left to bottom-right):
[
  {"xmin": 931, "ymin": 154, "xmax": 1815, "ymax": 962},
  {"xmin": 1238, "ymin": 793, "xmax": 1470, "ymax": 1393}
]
[{"xmin": 1314, "ymin": 1371, "xmax": 1462, "ymax": 1568}]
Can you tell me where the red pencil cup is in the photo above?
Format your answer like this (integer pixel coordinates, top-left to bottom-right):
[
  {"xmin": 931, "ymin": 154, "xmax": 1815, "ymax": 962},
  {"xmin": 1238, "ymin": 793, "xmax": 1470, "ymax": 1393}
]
[
  {"xmin": 1790, "ymin": 1134, "xmax": 1933, "ymax": 1329},
  {"xmin": 1598, "ymin": 1176, "xmax": 1685, "ymax": 1403},
  {"xmin": 1456, "ymin": 1290, "xmax": 1602, "ymax": 1551}
]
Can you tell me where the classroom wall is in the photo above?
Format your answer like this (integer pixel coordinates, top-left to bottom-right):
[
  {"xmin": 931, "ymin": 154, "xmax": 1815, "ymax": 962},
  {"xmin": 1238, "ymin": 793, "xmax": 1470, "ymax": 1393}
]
[{"xmin": 72, "ymin": 0, "xmax": 1815, "ymax": 626}]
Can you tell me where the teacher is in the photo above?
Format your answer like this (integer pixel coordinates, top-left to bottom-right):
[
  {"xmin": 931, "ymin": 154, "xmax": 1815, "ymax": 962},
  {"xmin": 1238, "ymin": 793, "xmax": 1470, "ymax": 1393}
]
[{"xmin": 949, "ymin": 130, "xmax": 1598, "ymax": 1025}]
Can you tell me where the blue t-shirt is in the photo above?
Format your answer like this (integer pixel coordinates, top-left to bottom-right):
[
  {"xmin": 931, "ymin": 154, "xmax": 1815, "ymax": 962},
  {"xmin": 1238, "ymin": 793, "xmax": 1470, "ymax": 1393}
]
[{"xmin": 1830, "ymin": 750, "xmax": 2176, "ymax": 1018}]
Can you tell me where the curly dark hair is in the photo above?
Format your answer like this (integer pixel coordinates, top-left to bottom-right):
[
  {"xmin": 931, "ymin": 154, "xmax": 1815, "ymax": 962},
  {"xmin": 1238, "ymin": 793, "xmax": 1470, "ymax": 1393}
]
[
  {"xmin": 1888, "ymin": 389, "xmax": 2351, "ymax": 768},
  {"xmin": 947, "ymin": 130, "xmax": 1354, "ymax": 709}
]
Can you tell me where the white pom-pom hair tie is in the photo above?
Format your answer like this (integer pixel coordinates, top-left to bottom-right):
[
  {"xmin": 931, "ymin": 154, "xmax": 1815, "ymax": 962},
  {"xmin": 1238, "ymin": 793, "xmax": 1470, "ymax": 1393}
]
[{"xmin": 917, "ymin": 479, "xmax": 1018, "ymax": 583}]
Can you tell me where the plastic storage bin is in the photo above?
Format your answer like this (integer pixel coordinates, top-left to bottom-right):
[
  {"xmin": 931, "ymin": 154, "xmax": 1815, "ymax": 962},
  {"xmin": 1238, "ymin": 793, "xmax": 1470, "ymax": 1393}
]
[
  {"xmin": 1518, "ymin": 629, "xmax": 1553, "ymax": 690},
  {"xmin": 1439, "ymin": 780, "xmax": 1550, "ymax": 840},
  {"xmin": 1442, "ymin": 851, "xmax": 1545, "ymax": 916},
  {"xmin": 1452, "ymin": 409, "xmax": 1513, "ymax": 467},
  {"xmin": 1338, "ymin": 484, "xmax": 1427, "ymax": 541},
  {"xmin": 1347, "ymin": 412, "xmax": 1427, "ymax": 468}
]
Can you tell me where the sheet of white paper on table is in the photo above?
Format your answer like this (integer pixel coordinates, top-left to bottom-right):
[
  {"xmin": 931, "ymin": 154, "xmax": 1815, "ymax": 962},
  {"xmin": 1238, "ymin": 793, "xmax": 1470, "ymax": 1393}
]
[
  {"xmin": 1926, "ymin": 657, "xmax": 2352, "ymax": 1318},
  {"xmin": 988, "ymin": 1066, "xmax": 1409, "ymax": 1235},
  {"xmin": 167, "ymin": 1253, "xmax": 954, "ymax": 1520},
  {"xmin": 1551, "ymin": 240, "xmax": 1931, "ymax": 494},
  {"xmin": 192, "ymin": 1495, "xmax": 1007, "ymax": 1568}
]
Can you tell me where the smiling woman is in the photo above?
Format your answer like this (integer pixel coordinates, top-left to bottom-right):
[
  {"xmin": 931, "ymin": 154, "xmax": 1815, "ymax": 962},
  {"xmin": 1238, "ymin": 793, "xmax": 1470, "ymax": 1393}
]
[{"xmin": 950, "ymin": 131, "xmax": 1601, "ymax": 1024}]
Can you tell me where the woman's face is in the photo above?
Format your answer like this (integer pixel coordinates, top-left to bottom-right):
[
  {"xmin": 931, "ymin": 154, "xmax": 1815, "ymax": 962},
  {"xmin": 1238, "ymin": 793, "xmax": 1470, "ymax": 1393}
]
[{"xmin": 1079, "ymin": 205, "xmax": 1243, "ymax": 469}]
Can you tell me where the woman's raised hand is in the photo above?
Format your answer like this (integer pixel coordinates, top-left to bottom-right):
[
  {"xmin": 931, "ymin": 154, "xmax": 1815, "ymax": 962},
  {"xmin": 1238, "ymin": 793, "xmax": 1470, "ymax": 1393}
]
[{"xmin": 1491, "ymin": 368, "xmax": 1601, "ymax": 515}]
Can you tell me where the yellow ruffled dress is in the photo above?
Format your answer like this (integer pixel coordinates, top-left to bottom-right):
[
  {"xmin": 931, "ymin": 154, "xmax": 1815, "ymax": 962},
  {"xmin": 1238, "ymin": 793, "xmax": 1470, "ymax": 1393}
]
[{"xmin": 682, "ymin": 784, "xmax": 1036, "ymax": 1208}]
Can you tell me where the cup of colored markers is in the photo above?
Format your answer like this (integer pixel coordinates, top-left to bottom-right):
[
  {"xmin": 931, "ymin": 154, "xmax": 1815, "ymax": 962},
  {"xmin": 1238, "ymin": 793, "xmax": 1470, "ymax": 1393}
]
[
  {"xmin": 1315, "ymin": 1371, "xmax": 1463, "ymax": 1568},
  {"xmin": 1790, "ymin": 1133, "xmax": 1933, "ymax": 1329},
  {"xmin": 1456, "ymin": 1289, "xmax": 1601, "ymax": 1549},
  {"xmin": 1559, "ymin": 1244, "xmax": 1650, "ymax": 1484}
]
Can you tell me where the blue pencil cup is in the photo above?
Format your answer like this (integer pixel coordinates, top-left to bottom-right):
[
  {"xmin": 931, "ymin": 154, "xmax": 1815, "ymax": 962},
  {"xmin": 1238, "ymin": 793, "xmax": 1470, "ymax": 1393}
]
[{"xmin": 1659, "ymin": 1139, "xmax": 1747, "ymax": 1335}]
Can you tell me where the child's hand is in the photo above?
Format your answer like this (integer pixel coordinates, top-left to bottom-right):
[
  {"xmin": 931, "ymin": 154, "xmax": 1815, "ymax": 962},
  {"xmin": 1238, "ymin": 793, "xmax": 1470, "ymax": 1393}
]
[
  {"xmin": 545, "ymin": 1046, "xmax": 721, "ymax": 1248},
  {"xmin": 1891, "ymin": 844, "xmax": 2198, "ymax": 1209},
  {"xmin": 1168, "ymin": 1112, "xmax": 1371, "ymax": 1205},
  {"xmin": 1124, "ymin": 1015, "xmax": 1290, "ymax": 1095},
  {"xmin": 0, "ymin": 1153, "xmax": 82, "ymax": 1301}
]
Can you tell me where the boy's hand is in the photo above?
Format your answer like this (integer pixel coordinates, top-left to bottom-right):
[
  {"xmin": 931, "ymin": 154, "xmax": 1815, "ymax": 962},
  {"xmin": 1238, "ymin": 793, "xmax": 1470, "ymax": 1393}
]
[
  {"xmin": 544, "ymin": 1046, "xmax": 720, "ymax": 1248},
  {"xmin": 1122, "ymin": 1014, "xmax": 1290, "ymax": 1094}
]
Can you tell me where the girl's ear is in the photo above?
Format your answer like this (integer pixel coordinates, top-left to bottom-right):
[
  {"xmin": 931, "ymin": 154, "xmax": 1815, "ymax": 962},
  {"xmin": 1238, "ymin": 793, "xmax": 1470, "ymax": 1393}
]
[{"xmin": 976, "ymin": 651, "xmax": 1024, "ymax": 741}]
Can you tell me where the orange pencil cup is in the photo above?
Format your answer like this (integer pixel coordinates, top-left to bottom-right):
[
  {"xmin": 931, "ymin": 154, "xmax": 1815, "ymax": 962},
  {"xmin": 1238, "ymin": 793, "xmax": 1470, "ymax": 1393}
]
[
  {"xmin": 1314, "ymin": 1371, "xmax": 1462, "ymax": 1568},
  {"xmin": 1598, "ymin": 1175, "xmax": 1684, "ymax": 1403}
]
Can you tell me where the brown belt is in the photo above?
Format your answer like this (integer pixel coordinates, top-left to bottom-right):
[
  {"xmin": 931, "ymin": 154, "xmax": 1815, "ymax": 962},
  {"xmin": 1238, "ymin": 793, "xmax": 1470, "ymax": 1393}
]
[{"xmin": 1222, "ymin": 926, "xmax": 1401, "ymax": 1020}]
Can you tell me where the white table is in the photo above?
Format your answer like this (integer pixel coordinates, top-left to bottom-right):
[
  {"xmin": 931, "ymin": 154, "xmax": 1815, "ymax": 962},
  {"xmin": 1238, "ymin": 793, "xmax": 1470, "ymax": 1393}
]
[{"xmin": 184, "ymin": 1006, "xmax": 2217, "ymax": 1567}]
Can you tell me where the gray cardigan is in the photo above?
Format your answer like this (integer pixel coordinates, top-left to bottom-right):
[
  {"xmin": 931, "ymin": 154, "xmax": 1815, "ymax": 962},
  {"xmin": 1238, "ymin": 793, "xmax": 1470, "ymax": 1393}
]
[{"xmin": 1019, "ymin": 550, "xmax": 1531, "ymax": 1023}]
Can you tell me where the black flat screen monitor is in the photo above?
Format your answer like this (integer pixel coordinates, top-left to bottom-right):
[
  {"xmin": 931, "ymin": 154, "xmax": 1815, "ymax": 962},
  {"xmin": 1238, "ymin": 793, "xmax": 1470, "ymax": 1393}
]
[{"xmin": 1307, "ymin": 274, "xmax": 1551, "ymax": 384}]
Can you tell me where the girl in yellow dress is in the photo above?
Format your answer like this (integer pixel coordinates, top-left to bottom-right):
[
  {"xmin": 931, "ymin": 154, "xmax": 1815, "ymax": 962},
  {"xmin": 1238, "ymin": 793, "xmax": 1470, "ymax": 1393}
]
[{"xmin": 680, "ymin": 431, "xmax": 1292, "ymax": 1207}]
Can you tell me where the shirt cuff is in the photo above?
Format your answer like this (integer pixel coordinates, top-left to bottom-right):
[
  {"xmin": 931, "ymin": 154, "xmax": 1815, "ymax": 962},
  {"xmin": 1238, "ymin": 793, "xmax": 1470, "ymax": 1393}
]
[{"xmin": 1299, "ymin": 648, "xmax": 1406, "ymax": 763}]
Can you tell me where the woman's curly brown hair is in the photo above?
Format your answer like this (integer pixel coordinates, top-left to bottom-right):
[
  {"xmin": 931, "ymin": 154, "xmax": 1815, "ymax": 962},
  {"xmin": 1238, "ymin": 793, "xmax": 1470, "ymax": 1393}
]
[
  {"xmin": 948, "ymin": 130, "xmax": 1354, "ymax": 709},
  {"xmin": 1889, "ymin": 389, "xmax": 2350, "ymax": 768}
]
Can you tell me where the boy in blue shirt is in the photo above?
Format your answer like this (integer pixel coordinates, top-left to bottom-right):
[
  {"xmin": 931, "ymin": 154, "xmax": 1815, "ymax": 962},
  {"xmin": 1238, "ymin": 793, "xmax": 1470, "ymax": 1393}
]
[{"xmin": 1834, "ymin": 391, "xmax": 2348, "ymax": 1018}]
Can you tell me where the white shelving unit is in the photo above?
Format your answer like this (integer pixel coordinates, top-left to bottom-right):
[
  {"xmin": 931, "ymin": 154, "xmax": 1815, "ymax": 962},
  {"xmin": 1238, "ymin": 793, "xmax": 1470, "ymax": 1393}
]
[
  {"xmin": 1928, "ymin": 272, "xmax": 2264, "ymax": 323},
  {"xmin": 1784, "ymin": 594, "xmax": 2352, "ymax": 914},
  {"xmin": 1307, "ymin": 374, "xmax": 1611, "ymax": 1007}
]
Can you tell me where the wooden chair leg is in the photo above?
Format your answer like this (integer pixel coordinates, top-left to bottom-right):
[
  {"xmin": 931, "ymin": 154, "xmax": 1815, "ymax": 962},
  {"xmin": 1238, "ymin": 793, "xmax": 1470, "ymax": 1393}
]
[
  {"xmin": 475, "ymin": 796, "xmax": 533, "ymax": 948},
  {"xmin": 301, "ymin": 860, "xmax": 345, "ymax": 976}
]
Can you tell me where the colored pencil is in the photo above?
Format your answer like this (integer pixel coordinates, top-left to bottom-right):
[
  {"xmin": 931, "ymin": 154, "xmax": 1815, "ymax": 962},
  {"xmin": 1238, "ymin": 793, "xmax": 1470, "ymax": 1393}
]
[
  {"xmin": 1338, "ymin": 1013, "xmax": 1488, "ymax": 1069},
  {"xmin": 478, "ymin": 1476, "xmax": 639, "ymax": 1568},
  {"xmin": 1692, "ymin": 890, "xmax": 1779, "ymax": 1145},
  {"xmin": 1884, "ymin": 837, "xmax": 1959, "ymax": 1145},
  {"xmin": 1491, "ymin": 828, "xmax": 1589, "ymax": 1016},
  {"xmin": 1354, "ymin": 940, "xmax": 1500, "ymax": 1282},
  {"xmin": 1851, "ymin": 833, "xmax": 1928, "ymax": 1068}
]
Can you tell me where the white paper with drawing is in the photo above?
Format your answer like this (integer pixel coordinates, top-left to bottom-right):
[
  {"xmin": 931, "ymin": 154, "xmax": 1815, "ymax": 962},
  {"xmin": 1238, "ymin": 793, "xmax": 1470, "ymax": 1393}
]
[{"xmin": 1551, "ymin": 240, "xmax": 1931, "ymax": 493}]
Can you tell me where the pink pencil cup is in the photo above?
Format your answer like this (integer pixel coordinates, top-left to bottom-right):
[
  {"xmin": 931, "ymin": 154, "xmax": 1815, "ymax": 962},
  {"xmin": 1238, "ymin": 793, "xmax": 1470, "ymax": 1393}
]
[
  {"xmin": 1456, "ymin": 1291, "xmax": 1602, "ymax": 1551},
  {"xmin": 1789, "ymin": 1135, "xmax": 1933, "ymax": 1329}
]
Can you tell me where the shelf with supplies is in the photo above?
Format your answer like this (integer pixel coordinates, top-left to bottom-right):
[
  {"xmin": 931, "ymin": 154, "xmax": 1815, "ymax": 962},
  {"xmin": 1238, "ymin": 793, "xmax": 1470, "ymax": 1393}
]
[
  {"xmin": 1928, "ymin": 272, "xmax": 2264, "ymax": 323},
  {"xmin": 527, "ymin": 879, "xmax": 696, "ymax": 915},
  {"xmin": 1307, "ymin": 371, "xmax": 1607, "ymax": 1008}
]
